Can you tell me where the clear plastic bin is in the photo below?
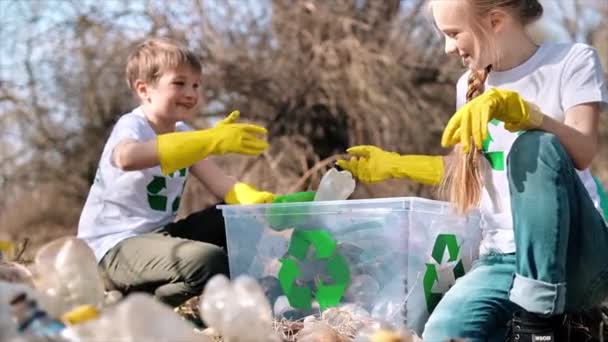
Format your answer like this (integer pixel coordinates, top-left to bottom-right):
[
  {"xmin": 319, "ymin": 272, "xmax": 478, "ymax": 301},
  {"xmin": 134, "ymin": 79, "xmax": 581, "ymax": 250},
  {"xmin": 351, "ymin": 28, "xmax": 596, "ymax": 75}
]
[{"xmin": 218, "ymin": 197, "xmax": 480, "ymax": 334}]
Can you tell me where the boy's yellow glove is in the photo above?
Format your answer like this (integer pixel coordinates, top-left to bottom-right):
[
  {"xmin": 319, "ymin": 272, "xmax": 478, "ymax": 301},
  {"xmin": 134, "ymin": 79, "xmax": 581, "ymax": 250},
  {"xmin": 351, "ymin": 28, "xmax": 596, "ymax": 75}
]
[
  {"xmin": 157, "ymin": 111, "xmax": 269, "ymax": 175},
  {"xmin": 224, "ymin": 182, "xmax": 275, "ymax": 205},
  {"xmin": 441, "ymin": 88, "xmax": 544, "ymax": 153},
  {"xmin": 336, "ymin": 146, "xmax": 444, "ymax": 185}
]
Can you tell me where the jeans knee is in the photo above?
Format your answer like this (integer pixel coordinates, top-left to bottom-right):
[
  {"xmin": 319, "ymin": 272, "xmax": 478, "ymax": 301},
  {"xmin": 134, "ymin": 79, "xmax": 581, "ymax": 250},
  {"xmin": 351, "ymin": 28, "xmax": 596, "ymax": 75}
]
[
  {"xmin": 507, "ymin": 131, "xmax": 569, "ymax": 185},
  {"xmin": 509, "ymin": 131, "xmax": 562, "ymax": 166}
]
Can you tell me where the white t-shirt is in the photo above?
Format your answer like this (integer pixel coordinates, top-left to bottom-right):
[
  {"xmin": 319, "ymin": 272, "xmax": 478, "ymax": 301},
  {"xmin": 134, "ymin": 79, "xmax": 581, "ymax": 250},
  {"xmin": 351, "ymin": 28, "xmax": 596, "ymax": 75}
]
[
  {"xmin": 78, "ymin": 107, "xmax": 192, "ymax": 261},
  {"xmin": 455, "ymin": 42, "xmax": 608, "ymax": 255}
]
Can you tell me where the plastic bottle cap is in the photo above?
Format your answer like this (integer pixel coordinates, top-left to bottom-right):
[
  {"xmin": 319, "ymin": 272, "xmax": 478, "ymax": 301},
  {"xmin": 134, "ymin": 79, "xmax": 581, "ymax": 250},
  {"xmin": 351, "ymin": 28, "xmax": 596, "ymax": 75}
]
[{"xmin": 61, "ymin": 304, "xmax": 100, "ymax": 325}]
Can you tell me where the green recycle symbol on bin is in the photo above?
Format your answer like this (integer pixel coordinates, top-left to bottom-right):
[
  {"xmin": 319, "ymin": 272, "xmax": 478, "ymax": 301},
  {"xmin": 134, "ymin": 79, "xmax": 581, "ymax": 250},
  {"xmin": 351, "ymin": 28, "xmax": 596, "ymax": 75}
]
[
  {"xmin": 277, "ymin": 229, "xmax": 350, "ymax": 310},
  {"xmin": 423, "ymin": 234, "xmax": 465, "ymax": 313}
]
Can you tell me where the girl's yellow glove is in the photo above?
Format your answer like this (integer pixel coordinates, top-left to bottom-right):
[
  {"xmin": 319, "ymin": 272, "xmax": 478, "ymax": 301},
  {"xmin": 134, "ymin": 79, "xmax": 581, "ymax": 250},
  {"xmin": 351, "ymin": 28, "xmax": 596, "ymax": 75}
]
[
  {"xmin": 336, "ymin": 145, "xmax": 444, "ymax": 185},
  {"xmin": 441, "ymin": 88, "xmax": 544, "ymax": 153},
  {"xmin": 224, "ymin": 182, "xmax": 275, "ymax": 205},
  {"xmin": 157, "ymin": 111, "xmax": 269, "ymax": 175}
]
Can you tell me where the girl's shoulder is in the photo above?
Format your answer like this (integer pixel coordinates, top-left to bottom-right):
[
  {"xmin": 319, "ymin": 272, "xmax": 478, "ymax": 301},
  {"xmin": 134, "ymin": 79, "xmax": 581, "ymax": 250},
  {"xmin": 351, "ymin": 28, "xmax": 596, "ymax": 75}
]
[{"xmin": 539, "ymin": 42, "xmax": 599, "ymax": 65}]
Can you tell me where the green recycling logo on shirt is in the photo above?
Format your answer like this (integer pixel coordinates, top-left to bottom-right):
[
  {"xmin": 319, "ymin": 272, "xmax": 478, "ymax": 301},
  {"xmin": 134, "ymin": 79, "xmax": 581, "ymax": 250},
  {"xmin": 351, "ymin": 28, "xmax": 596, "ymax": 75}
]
[
  {"xmin": 423, "ymin": 234, "xmax": 465, "ymax": 313},
  {"xmin": 146, "ymin": 168, "xmax": 187, "ymax": 213},
  {"xmin": 482, "ymin": 119, "xmax": 523, "ymax": 171},
  {"xmin": 277, "ymin": 229, "xmax": 350, "ymax": 310}
]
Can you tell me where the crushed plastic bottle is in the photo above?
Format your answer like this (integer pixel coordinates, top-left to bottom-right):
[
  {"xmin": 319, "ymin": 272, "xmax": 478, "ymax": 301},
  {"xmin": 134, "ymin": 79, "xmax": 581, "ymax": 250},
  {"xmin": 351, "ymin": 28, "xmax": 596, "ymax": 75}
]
[
  {"xmin": 66, "ymin": 292, "xmax": 206, "ymax": 342},
  {"xmin": 200, "ymin": 274, "xmax": 280, "ymax": 342},
  {"xmin": 10, "ymin": 292, "xmax": 66, "ymax": 338},
  {"xmin": 321, "ymin": 304, "xmax": 374, "ymax": 336},
  {"xmin": 354, "ymin": 326, "xmax": 422, "ymax": 342},
  {"xmin": 345, "ymin": 274, "xmax": 380, "ymax": 305},
  {"xmin": 1, "ymin": 282, "xmax": 40, "ymax": 342},
  {"xmin": 33, "ymin": 237, "xmax": 105, "ymax": 314},
  {"xmin": 0, "ymin": 261, "xmax": 34, "ymax": 285},
  {"xmin": 295, "ymin": 320, "xmax": 344, "ymax": 342},
  {"xmin": 199, "ymin": 274, "xmax": 232, "ymax": 333},
  {"xmin": 314, "ymin": 168, "xmax": 356, "ymax": 201},
  {"xmin": 103, "ymin": 290, "xmax": 123, "ymax": 306}
]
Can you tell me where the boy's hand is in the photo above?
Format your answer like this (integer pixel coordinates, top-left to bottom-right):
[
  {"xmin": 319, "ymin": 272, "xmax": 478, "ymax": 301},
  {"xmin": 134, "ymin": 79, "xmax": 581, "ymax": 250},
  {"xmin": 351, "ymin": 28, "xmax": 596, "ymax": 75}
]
[
  {"xmin": 157, "ymin": 111, "xmax": 269, "ymax": 175},
  {"xmin": 336, "ymin": 145, "xmax": 444, "ymax": 185},
  {"xmin": 441, "ymin": 88, "xmax": 544, "ymax": 153},
  {"xmin": 206, "ymin": 110, "xmax": 269, "ymax": 155},
  {"xmin": 224, "ymin": 182, "xmax": 275, "ymax": 205}
]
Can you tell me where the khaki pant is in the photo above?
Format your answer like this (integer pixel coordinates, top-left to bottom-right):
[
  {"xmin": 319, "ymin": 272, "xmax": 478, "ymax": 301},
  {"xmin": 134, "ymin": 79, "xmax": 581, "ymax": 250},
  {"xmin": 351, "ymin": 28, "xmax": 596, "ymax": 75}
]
[{"xmin": 100, "ymin": 205, "xmax": 229, "ymax": 307}]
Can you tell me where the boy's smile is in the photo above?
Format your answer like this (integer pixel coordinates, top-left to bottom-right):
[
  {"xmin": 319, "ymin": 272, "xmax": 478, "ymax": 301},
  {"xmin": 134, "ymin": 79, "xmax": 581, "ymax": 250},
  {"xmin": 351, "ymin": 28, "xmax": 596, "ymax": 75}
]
[{"xmin": 139, "ymin": 65, "xmax": 202, "ymax": 133}]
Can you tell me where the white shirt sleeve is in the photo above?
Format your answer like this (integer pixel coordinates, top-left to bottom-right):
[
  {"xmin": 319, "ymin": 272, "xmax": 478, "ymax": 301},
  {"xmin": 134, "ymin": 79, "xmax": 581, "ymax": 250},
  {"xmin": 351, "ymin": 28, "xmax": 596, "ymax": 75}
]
[
  {"xmin": 106, "ymin": 115, "xmax": 150, "ymax": 168},
  {"xmin": 560, "ymin": 44, "xmax": 608, "ymax": 112}
]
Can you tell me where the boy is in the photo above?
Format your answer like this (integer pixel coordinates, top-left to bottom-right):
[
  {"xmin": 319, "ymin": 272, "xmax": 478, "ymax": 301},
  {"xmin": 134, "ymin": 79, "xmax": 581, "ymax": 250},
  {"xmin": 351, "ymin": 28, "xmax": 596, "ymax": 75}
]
[{"xmin": 77, "ymin": 37, "xmax": 274, "ymax": 307}]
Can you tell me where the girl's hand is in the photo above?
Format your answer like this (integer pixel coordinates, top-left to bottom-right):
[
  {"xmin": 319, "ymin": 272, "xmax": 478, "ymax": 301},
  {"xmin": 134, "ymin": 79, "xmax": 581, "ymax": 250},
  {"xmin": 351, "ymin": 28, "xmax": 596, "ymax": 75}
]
[{"xmin": 441, "ymin": 88, "xmax": 544, "ymax": 152}]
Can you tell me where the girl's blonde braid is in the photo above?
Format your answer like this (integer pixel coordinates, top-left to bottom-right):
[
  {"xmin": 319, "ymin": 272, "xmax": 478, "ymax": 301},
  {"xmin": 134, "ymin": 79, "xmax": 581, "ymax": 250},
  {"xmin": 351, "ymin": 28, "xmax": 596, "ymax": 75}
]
[{"xmin": 441, "ymin": 65, "xmax": 491, "ymax": 214}]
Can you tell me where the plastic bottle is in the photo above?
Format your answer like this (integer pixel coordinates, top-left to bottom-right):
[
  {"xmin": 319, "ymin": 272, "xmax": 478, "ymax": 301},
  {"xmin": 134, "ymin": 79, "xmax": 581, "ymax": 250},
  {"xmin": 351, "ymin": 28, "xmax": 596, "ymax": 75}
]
[
  {"xmin": 314, "ymin": 168, "xmax": 356, "ymax": 201},
  {"xmin": 200, "ymin": 274, "xmax": 279, "ymax": 342},
  {"xmin": 10, "ymin": 292, "xmax": 66, "ymax": 338},
  {"xmin": 33, "ymin": 237, "xmax": 105, "ymax": 313}
]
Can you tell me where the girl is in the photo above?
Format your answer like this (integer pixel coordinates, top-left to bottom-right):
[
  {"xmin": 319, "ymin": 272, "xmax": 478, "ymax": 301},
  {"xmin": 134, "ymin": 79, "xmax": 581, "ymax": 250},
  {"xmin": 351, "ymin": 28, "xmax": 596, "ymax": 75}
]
[{"xmin": 337, "ymin": 0, "xmax": 608, "ymax": 341}]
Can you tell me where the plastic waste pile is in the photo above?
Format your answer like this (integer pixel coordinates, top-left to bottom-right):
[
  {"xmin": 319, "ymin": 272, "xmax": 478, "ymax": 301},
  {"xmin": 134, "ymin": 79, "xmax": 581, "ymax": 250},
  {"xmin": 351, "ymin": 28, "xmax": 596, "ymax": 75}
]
[
  {"xmin": 1, "ymin": 236, "xmax": 419, "ymax": 342},
  {"xmin": 0, "ymin": 169, "xmax": 423, "ymax": 341},
  {"xmin": 65, "ymin": 293, "xmax": 206, "ymax": 342},
  {"xmin": 200, "ymin": 274, "xmax": 280, "ymax": 342}
]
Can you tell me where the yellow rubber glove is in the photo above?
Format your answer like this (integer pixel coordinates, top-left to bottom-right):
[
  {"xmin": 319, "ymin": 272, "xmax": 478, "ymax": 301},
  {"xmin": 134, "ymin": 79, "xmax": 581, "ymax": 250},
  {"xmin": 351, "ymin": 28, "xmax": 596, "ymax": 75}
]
[
  {"xmin": 441, "ymin": 88, "xmax": 544, "ymax": 153},
  {"xmin": 336, "ymin": 145, "xmax": 444, "ymax": 185},
  {"xmin": 157, "ymin": 111, "xmax": 269, "ymax": 175},
  {"xmin": 224, "ymin": 182, "xmax": 275, "ymax": 205}
]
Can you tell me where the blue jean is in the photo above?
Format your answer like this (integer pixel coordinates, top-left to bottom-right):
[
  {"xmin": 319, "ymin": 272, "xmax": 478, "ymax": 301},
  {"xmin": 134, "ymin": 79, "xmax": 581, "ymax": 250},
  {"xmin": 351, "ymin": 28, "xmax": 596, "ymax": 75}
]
[{"xmin": 423, "ymin": 131, "xmax": 608, "ymax": 342}]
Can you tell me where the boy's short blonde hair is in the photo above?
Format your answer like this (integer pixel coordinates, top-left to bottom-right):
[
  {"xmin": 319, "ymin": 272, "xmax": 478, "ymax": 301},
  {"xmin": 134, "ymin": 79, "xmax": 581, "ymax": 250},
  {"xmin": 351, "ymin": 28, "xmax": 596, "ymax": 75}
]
[{"xmin": 126, "ymin": 37, "xmax": 202, "ymax": 91}]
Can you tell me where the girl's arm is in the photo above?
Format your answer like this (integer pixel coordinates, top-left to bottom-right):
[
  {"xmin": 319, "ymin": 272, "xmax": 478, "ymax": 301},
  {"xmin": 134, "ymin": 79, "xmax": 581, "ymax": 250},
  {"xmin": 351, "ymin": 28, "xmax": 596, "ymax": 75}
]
[{"xmin": 537, "ymin": 102, "xmax": 600, "ymax": 170}]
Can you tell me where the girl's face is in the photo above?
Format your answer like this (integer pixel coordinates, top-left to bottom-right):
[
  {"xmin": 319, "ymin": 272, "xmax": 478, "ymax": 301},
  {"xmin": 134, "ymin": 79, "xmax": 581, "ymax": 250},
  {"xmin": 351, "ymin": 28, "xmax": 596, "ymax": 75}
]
[{"xmin": 431, "ymin": 0, "xmax": 493, "ymax": 70}]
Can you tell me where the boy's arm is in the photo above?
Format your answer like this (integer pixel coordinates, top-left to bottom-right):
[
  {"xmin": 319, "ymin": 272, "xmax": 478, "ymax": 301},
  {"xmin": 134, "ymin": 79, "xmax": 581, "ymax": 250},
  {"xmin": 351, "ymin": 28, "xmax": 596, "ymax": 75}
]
[
  {"xmin": 111, "ymin": 111, "xmax": 268, "ymax": 173},
  {"xmin": 190, "ymin": 158, "xmax": 274, "ymax": 204},
  {"xmin": 112, "ymin": 139, "xmax": 160, "ymax": 171},
  {"xmin": 190, "ymin": 157, "xmax": 238, "ymax": 199}
]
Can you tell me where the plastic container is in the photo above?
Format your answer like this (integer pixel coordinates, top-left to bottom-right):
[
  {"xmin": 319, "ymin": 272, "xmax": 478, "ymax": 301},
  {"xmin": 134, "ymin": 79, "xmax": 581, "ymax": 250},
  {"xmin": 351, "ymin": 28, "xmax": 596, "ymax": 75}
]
[{"xmin": 218, "ymin": 197, "xmax": 481, "ymax": 335}]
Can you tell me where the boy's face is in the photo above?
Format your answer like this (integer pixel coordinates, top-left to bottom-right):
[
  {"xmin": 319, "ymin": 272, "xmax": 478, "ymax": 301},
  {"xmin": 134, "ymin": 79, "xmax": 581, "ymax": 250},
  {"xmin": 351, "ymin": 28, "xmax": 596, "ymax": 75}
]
[{"xmin": 142, "ymin": 65, "xmax": 201, "ymax": 123}]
